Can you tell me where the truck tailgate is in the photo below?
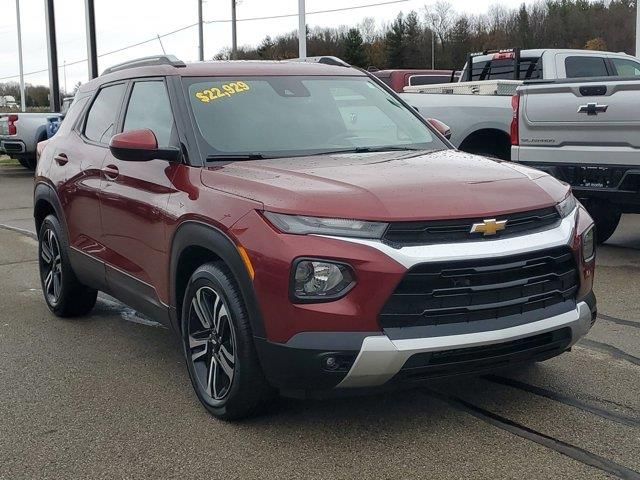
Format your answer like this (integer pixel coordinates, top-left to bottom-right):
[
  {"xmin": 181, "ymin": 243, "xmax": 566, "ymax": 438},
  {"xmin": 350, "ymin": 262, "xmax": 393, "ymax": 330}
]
[{"xmin": 520, "ymin": 78, "xmax": 640, "ymax": 150}]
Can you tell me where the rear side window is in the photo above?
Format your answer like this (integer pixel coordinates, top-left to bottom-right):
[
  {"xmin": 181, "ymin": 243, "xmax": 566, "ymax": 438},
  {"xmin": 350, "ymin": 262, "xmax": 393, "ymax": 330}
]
[
  {"xmin": 84, "ymin": 83, "xmax": 126, "ymax": 144},
  {"xmin": 611, "ymin": 58, "xmax": 640, "ymax": 77},
  {"xmin": 123, "ymin": 81, "xmax": 175, "ymax": 147},
  {"xmin": 409, "ymin": 75, "xmax": 453, "ymax": 86},
  {"xmin": 565, "ymin": 56, "xmax": 609, "ymax": 78}
]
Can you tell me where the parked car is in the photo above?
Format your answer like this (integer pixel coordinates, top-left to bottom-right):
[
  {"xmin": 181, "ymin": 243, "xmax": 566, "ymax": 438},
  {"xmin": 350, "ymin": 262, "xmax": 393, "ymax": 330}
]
[
  {"xmin": 400, "ymin": 48, "xmax": 640, "ymax": 159},
  {"xmin": 370, "ymin": 69, "xmax": 459, "ymax": 92},
  {"xmin": 35, "ymin": 55, "xmax": 597, "ymax": 419},
  {"xmin": 0, "ymin": 111, "xmax": 63, "ymax": 169},
  {"xmin": 512, "ymin": 76, "xmax": 640, "ymax": 244}
]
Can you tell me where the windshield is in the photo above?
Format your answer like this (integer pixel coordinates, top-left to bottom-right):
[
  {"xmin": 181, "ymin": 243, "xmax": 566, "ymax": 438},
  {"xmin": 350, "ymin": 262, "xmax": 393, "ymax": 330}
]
[{"xmin": 184, "ymin": 75, "xmax": 446, "ymax": 158}]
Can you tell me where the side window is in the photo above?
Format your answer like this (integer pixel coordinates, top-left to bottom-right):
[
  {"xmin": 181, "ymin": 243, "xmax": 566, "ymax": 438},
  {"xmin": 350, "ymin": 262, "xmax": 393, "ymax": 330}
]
[
  {"xmin": 84, "ymin": 83, "xmax": 126, "ymax": 144},
  {"xmin": 409, "ymin": 75, "xmax": 452, "ymax": 86},
  {"xmin": 123, "ymin": 81, "xmax": 175, "ymax": 147},
  {"xmin": 611, "ymin": 58, "xmax": 640, "ymax": 77},
  {"xmin": 565, "ymin": 56, "xmax": 609, "ymax": 78}
]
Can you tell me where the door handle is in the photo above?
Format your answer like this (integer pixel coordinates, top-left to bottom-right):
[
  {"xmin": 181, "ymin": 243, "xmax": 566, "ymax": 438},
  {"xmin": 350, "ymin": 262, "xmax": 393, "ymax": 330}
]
[
  {"xmin": 103, "ymin": 164, "xmax": 119, "ymax": 181},
  {"xmin": 54, "ymin": 153, "xmax": 68, "ymax": 165}
]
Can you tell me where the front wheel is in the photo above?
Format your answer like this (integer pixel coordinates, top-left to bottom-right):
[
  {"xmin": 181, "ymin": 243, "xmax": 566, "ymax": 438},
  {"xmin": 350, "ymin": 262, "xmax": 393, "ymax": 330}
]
[{"xmin": 182, "ymin": 262, "xmax": 273, "ymax": 420}]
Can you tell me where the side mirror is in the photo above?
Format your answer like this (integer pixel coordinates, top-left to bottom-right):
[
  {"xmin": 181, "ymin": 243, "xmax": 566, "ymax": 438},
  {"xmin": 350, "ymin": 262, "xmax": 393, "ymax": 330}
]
[
  {"xmin": 109, "ymin": 129, "xmax": 180, "ymax": 162},
  {"xmin": 427, "ymin": 118, "xmax": 452, "ymax": 141}
]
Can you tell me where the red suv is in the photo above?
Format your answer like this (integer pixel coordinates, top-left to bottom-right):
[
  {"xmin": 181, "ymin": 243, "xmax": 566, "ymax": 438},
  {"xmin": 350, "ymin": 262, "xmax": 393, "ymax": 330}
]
[{"xmin": 35, "ymin": 55, "xmax": 597, "ymax": 419}]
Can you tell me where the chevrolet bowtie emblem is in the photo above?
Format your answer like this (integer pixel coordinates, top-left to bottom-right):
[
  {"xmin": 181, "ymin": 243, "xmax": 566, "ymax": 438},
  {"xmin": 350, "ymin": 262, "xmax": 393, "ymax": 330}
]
[{"xmin": 470, "ymin": 219, "xmax": 508, "ymax": 236}]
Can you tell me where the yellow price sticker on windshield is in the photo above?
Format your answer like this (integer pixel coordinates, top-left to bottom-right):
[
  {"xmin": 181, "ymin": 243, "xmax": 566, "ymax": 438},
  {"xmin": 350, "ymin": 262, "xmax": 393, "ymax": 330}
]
[{"xmin": 195, "ymin": 81, "xmax": 250, "ymax": 103}]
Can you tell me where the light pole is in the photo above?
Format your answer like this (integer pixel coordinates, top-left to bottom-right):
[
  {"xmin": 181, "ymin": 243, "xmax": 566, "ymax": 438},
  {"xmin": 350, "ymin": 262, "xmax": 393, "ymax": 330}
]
[
  {"xmin": 198, "ymin": 0, "xmax": 204, "ymax": 61},
  {"xmin": 636, "ymin": 1, "xmax": 640, "ymax": 56},
  {"xmin": 431, "ymin": 30, "xmax": 435, "ymax": 69},
  {"xmin": 231, "ymin": 0, "xmax": 237, "ymax": 59},
  {"xmin": 15, "ymin": 0, "xmax": 26, "ymax": 112},
  {"xmin": 298, "ymin": 0, "xmax": 306, "ymax": 58}
]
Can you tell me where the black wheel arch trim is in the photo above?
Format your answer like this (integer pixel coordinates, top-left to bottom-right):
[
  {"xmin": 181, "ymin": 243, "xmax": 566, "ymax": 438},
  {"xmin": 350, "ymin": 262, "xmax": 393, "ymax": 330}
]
[
  {"xmin": 169, "ymin": 220, "xmax": 266, "ymax": 338},
  {"xmin": 34, "ymin": 182, "xmax": 68, "ymax": 238}
]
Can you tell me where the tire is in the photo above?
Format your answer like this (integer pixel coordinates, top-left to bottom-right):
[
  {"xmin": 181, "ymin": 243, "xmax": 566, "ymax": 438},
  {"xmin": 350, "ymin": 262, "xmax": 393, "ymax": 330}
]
[
  {"xmin": 38, "ymin": 215, "xmax": 97, "ymax": 317},
  {"xmin": 17, "ymin": 155, "xmax": 36, "ymax": 170},
  {"xmin": 181, "ymin": 262, "xmax": 273, "ymax": 420},
  {"xmin": 584, "ymin": 200, "xmax": 621, "ymax": 244}
]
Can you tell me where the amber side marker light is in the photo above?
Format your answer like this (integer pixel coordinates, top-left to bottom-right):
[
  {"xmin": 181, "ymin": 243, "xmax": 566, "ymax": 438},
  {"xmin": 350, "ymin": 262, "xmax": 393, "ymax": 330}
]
[{"xmin": 237, "ymin": 245, "xmax": 255, "ymax": 280}]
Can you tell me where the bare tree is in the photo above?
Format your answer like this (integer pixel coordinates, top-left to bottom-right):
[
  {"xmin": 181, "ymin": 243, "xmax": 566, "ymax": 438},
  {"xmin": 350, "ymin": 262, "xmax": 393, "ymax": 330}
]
[{"xmin": 423, "ymin": 1, "xmax": 454, "ymax": 46}]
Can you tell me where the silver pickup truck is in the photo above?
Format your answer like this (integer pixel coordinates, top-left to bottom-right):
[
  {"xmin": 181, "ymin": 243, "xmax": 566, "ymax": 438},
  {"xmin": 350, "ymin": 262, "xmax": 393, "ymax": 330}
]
[
  {"xmin": 400, "ymin": 49, "xmax": 640, "ymax": 160},
  {"xmin": 511, "ymin": 76, "xmax": 640, "ymax": 243},
  {"xmin": 0, "ymin": 113, "xmax": 58, "ymax": 169}
]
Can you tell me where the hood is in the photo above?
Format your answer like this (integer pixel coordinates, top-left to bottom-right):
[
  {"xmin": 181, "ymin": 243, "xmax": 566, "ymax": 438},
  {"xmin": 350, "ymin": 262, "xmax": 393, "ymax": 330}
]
[{"xmin": 200, "ymin": 150, "xmax": 569, "ymax": 222}]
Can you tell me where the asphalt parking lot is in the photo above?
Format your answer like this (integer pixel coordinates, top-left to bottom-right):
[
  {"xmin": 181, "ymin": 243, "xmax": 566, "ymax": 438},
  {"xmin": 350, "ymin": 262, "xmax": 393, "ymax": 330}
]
[{"xmin": 0, "ymin": 163, "xmax": 638, "ymax": 479}]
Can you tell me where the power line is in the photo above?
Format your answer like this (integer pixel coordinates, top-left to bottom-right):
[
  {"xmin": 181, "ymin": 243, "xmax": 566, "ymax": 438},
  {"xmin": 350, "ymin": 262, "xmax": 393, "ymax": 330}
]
[
  {"xmin": 206, "ymin": 0, "xmax": 410, "ymax": 23},
  {"xmin": 0, "ymin": 0, "xmax": 410, "ymax": 81}
]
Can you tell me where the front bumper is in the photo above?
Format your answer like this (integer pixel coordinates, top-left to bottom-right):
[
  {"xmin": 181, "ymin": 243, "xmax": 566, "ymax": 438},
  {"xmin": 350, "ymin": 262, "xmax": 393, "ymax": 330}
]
[
  {"xmin": 257, "ymin": 299, "xmax": 595, "ymax": 395},
  {"xmin": 337, "ymin": 300, "xmax": 593, "ymax": 388}
]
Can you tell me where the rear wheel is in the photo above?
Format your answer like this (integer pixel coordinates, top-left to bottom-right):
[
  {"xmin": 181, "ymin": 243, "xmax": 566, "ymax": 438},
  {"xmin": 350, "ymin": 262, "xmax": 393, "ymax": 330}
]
[
  {"xmin": 17, "ymin": 155, "xmax": 36, "ymax": 170},
  {"xmin": 584, "ymin": 200, "xmax": 621, "ymax": 244},
  {"xmin": 182, "ymin": 262, "xmax": 273, "ymax": 420},
  {"xmin": 38, "ymin": 215, "xmax": 97, "ymax": 317}
]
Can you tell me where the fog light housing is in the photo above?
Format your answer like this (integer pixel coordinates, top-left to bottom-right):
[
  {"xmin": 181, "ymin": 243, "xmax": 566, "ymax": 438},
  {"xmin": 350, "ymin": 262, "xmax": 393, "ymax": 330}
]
[
  {"xmin": 292, "ymin": 259, "xmax": 355, "ymax": 302},
  {"xmin": 582, "ymin": 226, "xmax": 595, "ymax": 261}
]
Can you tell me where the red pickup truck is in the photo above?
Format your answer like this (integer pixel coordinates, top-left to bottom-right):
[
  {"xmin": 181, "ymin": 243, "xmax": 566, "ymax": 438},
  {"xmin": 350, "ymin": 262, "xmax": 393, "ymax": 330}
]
[{"xmin": 34, "ymin": 55, "xmax": 596, "ymax": 419}]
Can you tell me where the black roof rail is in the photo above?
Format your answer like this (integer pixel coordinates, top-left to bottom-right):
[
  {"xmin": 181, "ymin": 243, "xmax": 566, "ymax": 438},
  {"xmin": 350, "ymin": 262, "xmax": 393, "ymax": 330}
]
[
  {"xmin": 290, "ymin": 56, "xmax": 351, "ymax": 67},
  {"xmin": 101, "ymin": 55, "xmax": 187, "ymax": 76}
]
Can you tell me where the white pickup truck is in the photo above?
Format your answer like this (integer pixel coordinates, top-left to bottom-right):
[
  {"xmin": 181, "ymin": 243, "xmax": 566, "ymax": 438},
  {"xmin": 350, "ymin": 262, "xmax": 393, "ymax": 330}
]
[
  {"xmin": 511, "ymin": 76, "xmax": 640, "ymax": 243},
  {"xmin": 399, "ymin": 48, "xmax": 640, "ymax": 159}
]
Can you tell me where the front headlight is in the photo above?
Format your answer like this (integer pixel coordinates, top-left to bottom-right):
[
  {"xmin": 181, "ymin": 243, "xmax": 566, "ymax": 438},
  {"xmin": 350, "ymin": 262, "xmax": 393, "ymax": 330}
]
[
  {"xmin": 582, "ymin": 226, "xmax": 595, "ymax": 261},
  {"xmin": 556, "ymin": 193, "xmax": 577, "ymax": 218},
  {"xmin": 263, "ymin": 212, "xmax": 388, "ymax": 239}
]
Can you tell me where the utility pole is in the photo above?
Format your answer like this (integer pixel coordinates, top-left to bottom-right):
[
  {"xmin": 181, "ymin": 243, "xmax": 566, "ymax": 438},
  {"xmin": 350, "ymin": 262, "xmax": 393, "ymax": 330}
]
[
  {"xmin": 63, "ymin": 60, "xmax": 67, "ymax": 94},
  {"xmin": 298, "ymin": 0, "xmax": 306, "ymax": 58},
  {"xmin": 44, "ymin": 0, "xmax": 61, "ymax": 112},
  {"xmin": 198, "ymin": 0, "xmax": 204, "ymax": 61},
  {"xmin": 15, "ymin": 0, "xmax": 26, "ymax": 111},
  {"xmin": 85, "ymin": 0, "xmax": 98, "ymax": 79},
  {"xmin": 231, "ymin": 0, "xmax": 237, "ymax": 59}
]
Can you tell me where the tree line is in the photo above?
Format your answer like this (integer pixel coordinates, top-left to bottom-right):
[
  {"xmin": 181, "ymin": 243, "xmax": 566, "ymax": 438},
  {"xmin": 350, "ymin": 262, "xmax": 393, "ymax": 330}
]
[{"xmin": 220, "ymin": 0, "xmax": 636, "ymax": 70}]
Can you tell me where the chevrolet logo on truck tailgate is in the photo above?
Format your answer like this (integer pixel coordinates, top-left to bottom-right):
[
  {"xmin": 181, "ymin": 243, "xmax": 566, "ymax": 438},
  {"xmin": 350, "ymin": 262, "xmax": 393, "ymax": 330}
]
[{"xmin": 470, "ymin": 219, "xmax": 508, "ymax": 236}]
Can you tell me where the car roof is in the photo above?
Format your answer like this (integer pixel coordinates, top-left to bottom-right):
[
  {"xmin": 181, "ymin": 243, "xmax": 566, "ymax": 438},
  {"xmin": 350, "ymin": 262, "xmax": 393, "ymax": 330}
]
[{"xmin": 80, "ymin": 60, "xmax": 367, "ymax": 93}]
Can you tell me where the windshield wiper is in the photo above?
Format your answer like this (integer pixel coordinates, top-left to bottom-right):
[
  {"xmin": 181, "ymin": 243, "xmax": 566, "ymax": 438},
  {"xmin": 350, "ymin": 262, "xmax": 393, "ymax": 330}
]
[
  {"xmin": 206, "ymin": 153, "xmax": 271, "ymax": 161},
  {"xmin": 307, "ymin": 146, "xmax": 425, "ymax": 156}
]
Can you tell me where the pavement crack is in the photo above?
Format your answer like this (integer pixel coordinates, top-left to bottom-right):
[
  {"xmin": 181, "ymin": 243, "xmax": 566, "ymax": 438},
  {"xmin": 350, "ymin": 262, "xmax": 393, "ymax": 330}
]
[
  {"xmin": 579, "ymin": 339, "xmax": 640, "ymax": 367},
  {"xmin": 426, "ymin": 388, "xmax": 640, "ymax": 480},
  {"xmin": 482, "ymin": 374, "xmax": 640, "ymax": 428},
  {"xmin": 598, "ymin": 314, "xmax": 640, "ymax": 330}
]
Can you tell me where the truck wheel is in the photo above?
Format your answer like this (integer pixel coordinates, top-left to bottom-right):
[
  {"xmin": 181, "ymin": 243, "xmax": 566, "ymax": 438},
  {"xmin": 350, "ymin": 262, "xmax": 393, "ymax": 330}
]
[
  {"xmin": 585, "ymin": 200, "xmax": 621, "ymax": 244},
  {"xmin": 182, "ymin": 262, "xmax": 273, "ymax": 420},
  {"xmin": 38, "ymin": 215, "xmax": 98, "ymax": 317},
  {"xmin": 17, "ymin": 155, "xmax": 36, "ymax": 170}
]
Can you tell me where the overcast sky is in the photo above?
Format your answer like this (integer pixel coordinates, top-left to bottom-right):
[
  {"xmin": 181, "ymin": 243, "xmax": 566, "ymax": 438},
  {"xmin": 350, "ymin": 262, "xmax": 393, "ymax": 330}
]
[{"xmin": 0, "ymin": 0, "xmax": 536, "ymax": 90}]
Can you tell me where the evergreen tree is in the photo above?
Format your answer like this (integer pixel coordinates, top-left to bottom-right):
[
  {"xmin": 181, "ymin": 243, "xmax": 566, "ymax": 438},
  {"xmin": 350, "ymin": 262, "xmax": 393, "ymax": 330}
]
[
  {"xmin": 385, "ymin": 13, "xmax": 406, "ymax": 68},
  {"xmin": 344, "ymin": 28, "xmax": 368, "ymax": 67},
  {"xmin": 403, "ymin": 11, "xmax": 424, "ymax": 68}
]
